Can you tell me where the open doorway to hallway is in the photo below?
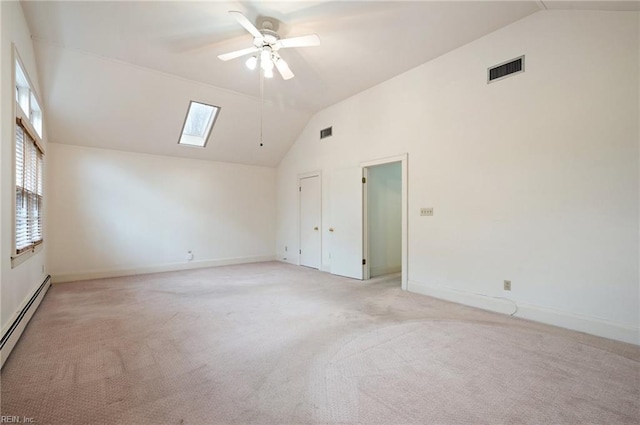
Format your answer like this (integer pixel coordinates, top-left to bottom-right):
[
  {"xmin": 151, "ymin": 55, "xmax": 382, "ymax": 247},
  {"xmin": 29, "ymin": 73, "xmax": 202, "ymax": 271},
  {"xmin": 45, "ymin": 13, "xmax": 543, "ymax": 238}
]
[
  {"xmin": 328, "ymin": 154, "xmax": 407, "ymax": 288},
  {"xmin": 364, "ymin": 161, "xmax": 402, "ymax": 285},
  {"xmin": 365, "ymin": 162, "xmax": 402, "ymax": 278}
]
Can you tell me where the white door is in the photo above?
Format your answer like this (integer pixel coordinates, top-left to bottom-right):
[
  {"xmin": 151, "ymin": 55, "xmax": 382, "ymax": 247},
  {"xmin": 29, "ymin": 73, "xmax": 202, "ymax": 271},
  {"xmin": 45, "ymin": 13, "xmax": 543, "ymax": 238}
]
[
  {"xmin": 330, "ymin": 167, "xmax": 363, "ymax": 279},
  {"xmin": 299, "ymin": 175, "xmax": 321, "ymax": 269}
]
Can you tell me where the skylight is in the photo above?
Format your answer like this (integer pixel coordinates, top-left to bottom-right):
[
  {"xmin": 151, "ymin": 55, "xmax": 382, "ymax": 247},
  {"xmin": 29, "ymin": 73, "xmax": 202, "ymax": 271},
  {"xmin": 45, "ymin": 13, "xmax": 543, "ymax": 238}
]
[{"xmin": 178, "ymin": 101, "xmax": 220, "ymax": 147}]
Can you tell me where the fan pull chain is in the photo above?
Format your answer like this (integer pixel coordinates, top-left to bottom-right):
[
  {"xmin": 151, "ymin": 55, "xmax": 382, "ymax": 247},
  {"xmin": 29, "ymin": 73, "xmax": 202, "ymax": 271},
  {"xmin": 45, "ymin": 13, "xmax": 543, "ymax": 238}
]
[{"xmin": 259, "ymin": 68, "xmax": 264, "ymax": 147}]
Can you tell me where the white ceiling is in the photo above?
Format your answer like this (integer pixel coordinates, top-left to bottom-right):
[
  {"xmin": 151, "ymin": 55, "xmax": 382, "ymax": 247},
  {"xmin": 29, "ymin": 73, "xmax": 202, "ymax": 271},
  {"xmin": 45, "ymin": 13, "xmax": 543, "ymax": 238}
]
[{"xmin": 20, "ymin": 1, "xmax": 638, "ymax": 166}]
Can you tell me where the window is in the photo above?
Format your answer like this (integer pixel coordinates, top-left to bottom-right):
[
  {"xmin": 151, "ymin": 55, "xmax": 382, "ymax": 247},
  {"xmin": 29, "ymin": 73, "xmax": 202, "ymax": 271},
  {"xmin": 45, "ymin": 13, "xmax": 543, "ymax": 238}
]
[
  {"xmin": 15, "ymin": 60, "xmax": 43, "ymax": 138},
  {"xmin": 15, "ymin": 61, "xmax": 30, "ymax": 117},
  {"xmin": 14, "ymin": 54, "xmax": 44, "ymax": 259},
  {"xmin": 15, "ymin": 119, "xmax": 43, "ymax": 254},
  {"xmin": 30, "ymin": 92, "xmax": 43, "ymax": 137},
  {"xmin": 178, "ymin": 101, "xmax": 220, "ymax": 147}
]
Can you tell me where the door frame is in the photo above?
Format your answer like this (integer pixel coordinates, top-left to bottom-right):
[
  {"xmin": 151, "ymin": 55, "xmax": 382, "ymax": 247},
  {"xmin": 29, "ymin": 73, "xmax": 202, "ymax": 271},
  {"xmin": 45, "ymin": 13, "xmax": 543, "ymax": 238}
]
[
  {"xmin": 298, "ymin": 171, "xmax": 322, "ymax": 268},
  {"xmin": 361, "ymin": 154, "xmax": 408, "ymax": 290}
]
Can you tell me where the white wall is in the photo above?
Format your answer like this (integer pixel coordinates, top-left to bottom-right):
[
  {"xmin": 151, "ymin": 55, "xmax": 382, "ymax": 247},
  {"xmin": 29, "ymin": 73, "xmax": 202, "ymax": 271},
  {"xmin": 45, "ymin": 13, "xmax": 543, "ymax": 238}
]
[
  {"xmin": 1, "ymin": 1, "xmax": 48, "ymax": 336},
  {"xmin": 368, "ymin": 162, "xmax": 401, "ymax": 277},
  {"xmin": 47, "ymin": 144, "xmax": 276, "ymax": 281},
  {"xmin": 276, "ymin": 10, "xmax": 639, "ymax": 343}
]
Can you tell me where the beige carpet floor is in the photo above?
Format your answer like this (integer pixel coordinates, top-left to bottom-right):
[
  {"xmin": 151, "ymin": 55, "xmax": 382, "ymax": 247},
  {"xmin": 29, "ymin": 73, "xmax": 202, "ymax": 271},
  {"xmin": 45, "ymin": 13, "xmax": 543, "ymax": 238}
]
[{"xmin": 1, "ymin": 262, "xmax": 638, "ymax": 424}]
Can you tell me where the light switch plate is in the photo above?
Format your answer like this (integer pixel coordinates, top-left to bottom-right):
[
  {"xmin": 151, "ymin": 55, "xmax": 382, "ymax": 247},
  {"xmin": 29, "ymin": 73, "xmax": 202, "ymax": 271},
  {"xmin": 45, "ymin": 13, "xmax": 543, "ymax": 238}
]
[{"xmin": 421, "ymin": 208, "xmax": 434, "ymax": 216}]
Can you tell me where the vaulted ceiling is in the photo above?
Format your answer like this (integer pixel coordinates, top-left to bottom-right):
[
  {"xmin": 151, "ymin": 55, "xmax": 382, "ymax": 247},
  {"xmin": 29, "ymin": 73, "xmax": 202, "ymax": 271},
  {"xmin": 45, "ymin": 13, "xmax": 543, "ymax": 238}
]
[{"xmin": 21, "ymin": 1, "xmax": 637, "ymax": 167}]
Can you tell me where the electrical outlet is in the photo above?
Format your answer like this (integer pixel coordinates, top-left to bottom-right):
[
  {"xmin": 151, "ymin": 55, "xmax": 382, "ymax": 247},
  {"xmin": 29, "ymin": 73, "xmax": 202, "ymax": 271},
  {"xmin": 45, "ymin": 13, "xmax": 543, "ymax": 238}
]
[
  {"xmin": 285, "ymin": 246, "xmax": 288, "ymax": 252},
  {"xmin": 187, "ymin": 251, "xmax": 193, "ymax": 261},
  {"xmin": 420, "ymin": 208, "xmax": 434, "ymax": 216},
  {"xmin": 504, "ymin": 280, "xmax": 511, "ymax": 291}
]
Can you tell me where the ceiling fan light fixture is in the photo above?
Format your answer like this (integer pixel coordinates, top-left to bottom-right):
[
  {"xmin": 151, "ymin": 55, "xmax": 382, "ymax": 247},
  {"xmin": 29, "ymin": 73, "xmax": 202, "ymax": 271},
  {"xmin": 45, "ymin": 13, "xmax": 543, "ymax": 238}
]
[
  {"xmin": 245, "ymin": 55, "xmax": 258, "ymax": 70},
  {"xmin": 261, "ymin": 56, "xmax": 274, "ymax": 72},
  {"xmin": 260, "ymin": 49, "xmax": 271, "ymax": 64},
  {"xmin": 220, "ymin": 11, "xmax": 320, "ymax": 81}
]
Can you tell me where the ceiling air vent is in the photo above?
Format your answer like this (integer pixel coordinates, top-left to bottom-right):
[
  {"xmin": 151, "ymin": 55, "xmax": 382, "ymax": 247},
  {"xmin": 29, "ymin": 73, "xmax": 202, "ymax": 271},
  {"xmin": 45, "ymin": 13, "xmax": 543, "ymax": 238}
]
[
  {"xmin": 488, "ymin": 55, "xmax": 524, "ymax": 83},
  {"xmin": 320, "ymin": 126, "xmax": 332, "ymax": 139}
]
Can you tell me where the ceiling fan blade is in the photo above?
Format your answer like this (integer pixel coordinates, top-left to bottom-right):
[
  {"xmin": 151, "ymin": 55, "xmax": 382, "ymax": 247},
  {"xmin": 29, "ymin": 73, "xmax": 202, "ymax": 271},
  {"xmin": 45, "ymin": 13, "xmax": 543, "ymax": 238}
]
[
  {"xmin": 217, "ymin": 46, "xmax": 259, "ymax": 61},
  {"xmin": 229, "ymin": 11, "xmax": 263, "ymax": 39},
  {"xmin": 277, "ymin": 34, "xmax": 320, "ymax": 49},
  {"xmin": 274, "ymin": 56, "xmax": 295, "ymax": 80}
]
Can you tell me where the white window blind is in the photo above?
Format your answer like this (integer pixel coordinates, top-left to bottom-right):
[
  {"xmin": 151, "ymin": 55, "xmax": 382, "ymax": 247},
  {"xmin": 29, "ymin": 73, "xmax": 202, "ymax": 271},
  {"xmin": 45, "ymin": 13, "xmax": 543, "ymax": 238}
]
[{"xmin": 15, "ymin": 118, "xmax": 43, "ymax": 254}]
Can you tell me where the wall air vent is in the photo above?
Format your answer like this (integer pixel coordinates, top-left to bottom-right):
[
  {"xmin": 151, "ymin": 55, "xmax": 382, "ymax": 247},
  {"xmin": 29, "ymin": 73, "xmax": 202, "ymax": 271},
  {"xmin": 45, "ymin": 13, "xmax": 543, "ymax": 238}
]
[
  {"xmin": 488, "ymin": 55, "xmax": 524, "ymax": 83},
  {"xmin": 320, "ymin": 127, "xmax": 332, "ymax": 139}
]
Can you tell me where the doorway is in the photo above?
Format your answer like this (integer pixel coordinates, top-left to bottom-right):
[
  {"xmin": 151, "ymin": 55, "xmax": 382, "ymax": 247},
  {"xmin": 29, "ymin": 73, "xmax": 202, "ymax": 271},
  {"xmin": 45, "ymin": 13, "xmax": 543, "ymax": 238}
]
[
  {"xmin": 362, "ymin": 154, "xmax": 408, "ymax": 290},
  {"xmin": 328, "ymin": 155, "xmax": 408, "ymax": 288},
  {"xmin": 299, "ymin": 173, "xmax": 321, "ymax": 269},
  {"xmin": 364, "ymin": 162, "xmax": 402, "ymax": 279}
]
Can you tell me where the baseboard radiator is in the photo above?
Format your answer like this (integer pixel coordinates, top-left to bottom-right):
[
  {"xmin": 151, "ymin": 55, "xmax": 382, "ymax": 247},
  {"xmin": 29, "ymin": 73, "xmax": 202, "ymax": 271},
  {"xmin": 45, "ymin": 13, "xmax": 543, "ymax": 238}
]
[{"xmin": 0, "ymin": 275, "xmax": 51, "ymax": 368}]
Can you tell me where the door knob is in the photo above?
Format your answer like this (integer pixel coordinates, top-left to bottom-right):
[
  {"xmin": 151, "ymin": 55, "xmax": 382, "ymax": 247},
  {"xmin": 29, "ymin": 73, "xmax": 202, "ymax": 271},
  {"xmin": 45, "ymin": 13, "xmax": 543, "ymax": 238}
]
[
  {"xmin": 329, "ymin": 228, "xmax": 334, "ymax": 232},
  {"xmin": 313, "ymin": 226, "xmax": 318, "ymax": 231}
]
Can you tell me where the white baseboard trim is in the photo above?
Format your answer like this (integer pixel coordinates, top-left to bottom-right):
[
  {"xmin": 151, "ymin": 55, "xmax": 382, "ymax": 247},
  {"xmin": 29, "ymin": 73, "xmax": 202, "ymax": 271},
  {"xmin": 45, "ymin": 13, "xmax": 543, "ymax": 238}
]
[
  {"xmin": 1, "ymin": 276, "xmax": 51, "ymax": 368},
  {"xmin": 276, "ymin": 258, "xmax": 331, "ymax": 273},
  {"xmin": 408, "ymin": 280, "xmax": 639, "ymax": 345},
  {"xmin": 371, "ymin": 265, "xmax": 402, "ymax": 277},
  {"xmin": 514, "ymin": 303, "xmax": 639, "ymax": 346},
  {"xmin": 52, "ymin": 255, "xmax": 276, "ymax": 283},
  {"xmin": 278, "ymin": 258, "xmax": 298, "ymax": 265}
]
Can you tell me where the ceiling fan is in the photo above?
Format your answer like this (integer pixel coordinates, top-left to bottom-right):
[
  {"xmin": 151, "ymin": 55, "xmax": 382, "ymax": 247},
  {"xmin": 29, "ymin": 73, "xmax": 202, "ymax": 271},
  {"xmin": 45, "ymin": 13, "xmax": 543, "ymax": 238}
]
[{"xmin": 218, "ymin": 11, "xmax": 320, "ymax": 80}]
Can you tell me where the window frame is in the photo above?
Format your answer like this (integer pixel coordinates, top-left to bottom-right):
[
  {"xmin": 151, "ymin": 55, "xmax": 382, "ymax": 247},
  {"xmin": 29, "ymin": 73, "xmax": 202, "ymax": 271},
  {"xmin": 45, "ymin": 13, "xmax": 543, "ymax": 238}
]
[
  {"xmin": 177, "ymin": 100, "xmax": 221, "ymax": 148},
  {"xmin": 12, "ymin": 47, "xmax": 45, "ymax": 268}
]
